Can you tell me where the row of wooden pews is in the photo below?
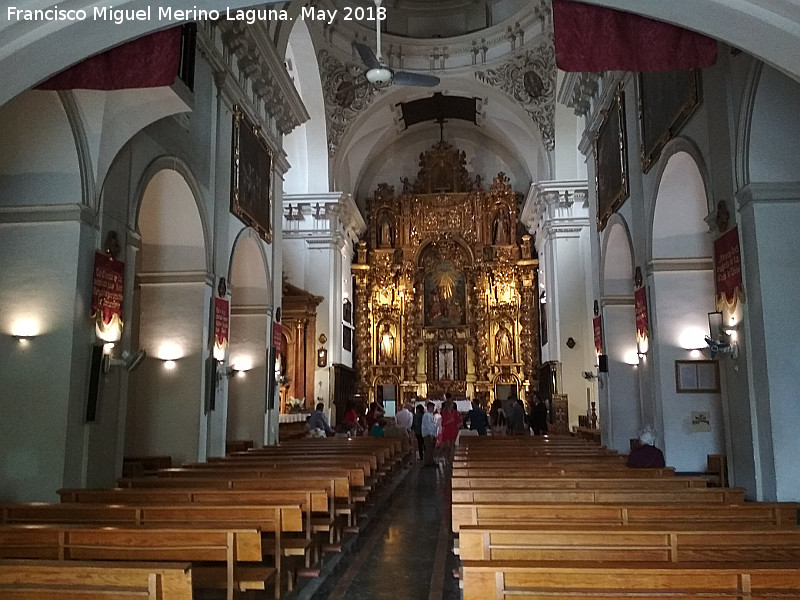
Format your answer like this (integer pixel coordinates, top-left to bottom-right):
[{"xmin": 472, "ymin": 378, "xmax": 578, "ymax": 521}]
[
  {"xmin": 0, "ymin": 435, "xmax": 408, "ymax": 599},
  {"xmin": 453, "ymin": 435, "xmax": 800, "ymax": 599}
]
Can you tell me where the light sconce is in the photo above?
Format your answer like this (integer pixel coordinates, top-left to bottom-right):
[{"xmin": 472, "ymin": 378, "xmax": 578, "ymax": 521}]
[
  {"xmin": 217, "ymin": 362, "xmax": 251, "ymax": 381},
  {"xmin": 11, "ymin": 318, "xmax": 40, "ymax": 344},
  {"xmin": 706, "ymin": 311, "xmax": 739, "ymax": 359},
  {"xmin": 317, "ymin": 333, "xmax": 328, "ymax": 368},
  {"xmin": 103, "ymin": 349, "xmax": 146, "ymax": 374},
  {"xmin": 163, "ymin": 360, "xmax": 177, "ymax": 370}
]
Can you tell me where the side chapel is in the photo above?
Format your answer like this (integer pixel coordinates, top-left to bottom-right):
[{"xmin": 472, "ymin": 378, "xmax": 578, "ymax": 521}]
[{"xmin": 352, "ymin": 141, "xmax": 540, "ymax": 407}]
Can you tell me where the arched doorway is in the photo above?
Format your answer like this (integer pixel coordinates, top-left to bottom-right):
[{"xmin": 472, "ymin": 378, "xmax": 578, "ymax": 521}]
[{"xmin": 126, "ymin": 167, "xmax": 209, "ymax": 466}]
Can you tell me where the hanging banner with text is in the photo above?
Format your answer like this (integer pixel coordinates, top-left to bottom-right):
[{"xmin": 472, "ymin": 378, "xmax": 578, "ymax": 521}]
[
  {"xmin": 272, "ymin": 322, "xmax": 283, "ymax": 353},
  {"xmin": 91, "ymin": 252, "xmax": 125, "ymax": 342},
  {"xmin": 593, "ymin": 316, "xmax": 603, "ymax": 355},
  {"xmin": 634, "ymin": 286, "xmax": 649, "ymax": 351},
  {"xmin": 714, "ymin": 225, "xmax": 744, "ymax": 310},
  {"xmin": 213, "ymin": 297, "xmax": 229, "ymax": 361}
]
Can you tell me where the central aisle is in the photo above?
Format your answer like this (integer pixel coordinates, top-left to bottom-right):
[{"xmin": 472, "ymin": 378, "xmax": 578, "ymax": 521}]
[{"xmin": 310, "ymin": 465, "xmax": 460, "ymax": 600}]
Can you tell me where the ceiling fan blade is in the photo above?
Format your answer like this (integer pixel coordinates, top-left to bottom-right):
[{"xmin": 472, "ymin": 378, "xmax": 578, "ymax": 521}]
[
  {"xmin": 393, "ymin": 71, "xmax": 441, "ymax": 87},
  {"xmin": 355, "ymin": 42, "xmax": 381, "ymax": 70}
]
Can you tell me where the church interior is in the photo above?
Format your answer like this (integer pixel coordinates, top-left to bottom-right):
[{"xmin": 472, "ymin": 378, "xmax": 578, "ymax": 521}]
[{"xmin": 1, "ymin": 0, "xmax": 800, "ymax": 597}]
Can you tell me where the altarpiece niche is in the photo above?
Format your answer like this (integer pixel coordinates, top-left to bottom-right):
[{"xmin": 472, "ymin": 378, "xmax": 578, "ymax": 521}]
[{"xmin": 352, "ymin": 140, "xmax": 540, "ymax": 406}]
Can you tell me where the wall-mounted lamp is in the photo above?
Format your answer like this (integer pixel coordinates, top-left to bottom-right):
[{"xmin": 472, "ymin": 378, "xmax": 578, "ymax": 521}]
[
  {"xmin": 11, "ymin": 318, "xmax": 40, "ymax": 344},
  {"xmin": 317, "ymin": 333, "xmax": 328, "ymax": 368},
  {"xmin": 706, "ymin": 311, "xmax": 739, "ymax": 359},
  {"xmin": 163, "ymin": 360, "xmax": 177, "ymax": 370},
  {"xmin": 103, "ymin": 349, "xmax": 146, "ymax": 374}
]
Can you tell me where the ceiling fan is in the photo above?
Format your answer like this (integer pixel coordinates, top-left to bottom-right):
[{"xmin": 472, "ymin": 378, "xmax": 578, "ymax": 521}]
[{"xmin": 353, "ymin": 0, "xmax": 441, "ymax": 88}]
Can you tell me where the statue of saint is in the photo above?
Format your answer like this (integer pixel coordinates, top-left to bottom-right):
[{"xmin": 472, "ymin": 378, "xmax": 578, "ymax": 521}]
[
  {"xmin": 492, "ymin": 210, "xmax": 510, "ymax": 245},
  {"xmin": 496, "ymin": 325, "xmax": 513, "ymax": 363},
  {"xmin": 379, "ymin": 322, "xmax": 395, "ymax": 364},
  {"xmin": 379, "ymin": 219, "xmax": 393, "ymax": 248}
]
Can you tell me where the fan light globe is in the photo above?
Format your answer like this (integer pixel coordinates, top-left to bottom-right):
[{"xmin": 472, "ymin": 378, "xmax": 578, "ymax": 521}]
[{"xmin": 366, "ymin": 67, "xmax": 392, "ymax": 84}]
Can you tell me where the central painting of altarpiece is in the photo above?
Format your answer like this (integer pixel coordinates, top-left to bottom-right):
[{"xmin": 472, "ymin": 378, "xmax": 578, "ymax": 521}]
[{"xmin": 352, "ymin": 141, "xmax": 539, "ymax": 406}]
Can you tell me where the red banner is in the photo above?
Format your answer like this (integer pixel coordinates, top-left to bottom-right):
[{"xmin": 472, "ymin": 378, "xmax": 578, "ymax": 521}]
[
  {"xmin": 552, "ymin": 0, "xmax": 718, "ymax": 72},
  {"xmin": 593, "ymin": 316, "xmax": 603, "ymax": 355},
  {"xmin": 714, "ymin": 226, "xmax": 743, "ymax": 307},
  {"xmin": 39, "ymin": 28, "xmax": 181, "ymax": 91},
  {"xmin": 214, "ymin": 298, "xmax": 229, "ymax": 348},
  {"xmin": 92, "ymin": 252, "xmax": 124, "ymax": 326},
  {"xmin": 272, "ymin": 322, "xmax": 283, "ymax": 351},
  {"xmin": 634, "ymin": 286, "xmax": 649, "ymax": 342}
]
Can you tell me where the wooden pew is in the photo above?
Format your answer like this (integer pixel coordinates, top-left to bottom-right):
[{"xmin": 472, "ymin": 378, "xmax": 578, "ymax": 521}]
[
  {"xmin": 451, "ymin": 487, "xmax": 746, "ymax": 504},
  {"xmin": 122, "ymin": 456, "xmax": 171, "ymax": 478},
  {"xmin": 2, "ymin": 502, "xmax": 301, "ymax": 598},
  {"xmin": 455, "ymin": 466, "xmax": 676, "ymax": 478},
  {"xmin": 460, "ymin": 561, "xmax": 800, "ymax": 600},
  {"xmin": 451, "ymin": 501, "xmax": 800, "ymax": 532},
  {"xmin": 117, "ymin": 474, "xmax": 345, "ymax": 543},
  {"xmin": 459, "ymin": 524, "xmax": 800, "ymax": 561},
  {"xmin": 451, "ymin": 475, "xmax": 707, "ymax": 490},
  {"xmin": 0, "ymin": 525, "xmax": 267, "ymax": 600},
  {"xmin": 0, "ymin": 559, "xmax": 193, "ymax": 600}
]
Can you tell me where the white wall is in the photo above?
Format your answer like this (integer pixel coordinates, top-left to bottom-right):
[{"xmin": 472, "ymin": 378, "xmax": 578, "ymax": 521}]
[{"xmin": 649, "ymin": 270, "xmax": 724, "ymax": 471}]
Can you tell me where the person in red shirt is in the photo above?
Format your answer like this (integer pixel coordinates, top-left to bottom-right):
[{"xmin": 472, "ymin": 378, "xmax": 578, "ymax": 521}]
[{"xmin": 439, "ymin": 398, "xmax": 462, "ymax": 466}]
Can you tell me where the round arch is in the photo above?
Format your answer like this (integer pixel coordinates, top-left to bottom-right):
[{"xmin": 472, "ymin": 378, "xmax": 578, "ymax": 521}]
[
  {"xmin": 4, "ymin": 1, "xmax": 800, "ymax": 112},
  {"xmin": 131, "ymin": 156, "xmax": 212, "ymax": 274},
  {"xmin": 227, "ymin": 227, "xmax": 274, "ymax": 309},
  {"xmin": 600, "ymin": 213, "xmax": 635, "ymax": 298}
]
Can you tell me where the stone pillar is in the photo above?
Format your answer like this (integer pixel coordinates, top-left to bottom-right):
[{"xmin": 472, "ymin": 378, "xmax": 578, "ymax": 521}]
[{"xmin": 521, "ymin": 181, "xmax": 593, "ymax": 428}]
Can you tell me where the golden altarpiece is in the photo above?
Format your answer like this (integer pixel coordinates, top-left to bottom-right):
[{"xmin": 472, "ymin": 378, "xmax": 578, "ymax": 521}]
[{"xmin": 352, "ymin": 141, "xmax": 539, "ymax": 406}]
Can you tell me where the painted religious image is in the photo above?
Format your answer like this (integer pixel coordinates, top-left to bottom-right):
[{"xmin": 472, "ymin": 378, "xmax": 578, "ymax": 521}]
[
  {"xmin": 424, "ymin": 261, "xmax": 467, "ymax": 327},
  {"xmin": 495, "ymin": 322, "xmax": 515, "ymax": 363},
  {"xmin": 378, "ymin": 320, "xmax": 396, "ymax": 364}
]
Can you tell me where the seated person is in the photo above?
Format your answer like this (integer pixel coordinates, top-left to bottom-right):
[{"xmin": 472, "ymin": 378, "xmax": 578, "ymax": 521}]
[
  {"xmin": 307, "ymin": 402, "xmax": 335, "ymax": 436},
  {"xmin": 627, "ymin": 425, "xmax": 666, "ymax": 468}
]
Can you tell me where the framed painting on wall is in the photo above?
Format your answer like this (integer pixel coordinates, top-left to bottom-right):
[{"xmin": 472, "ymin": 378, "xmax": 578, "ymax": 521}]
[
  {"xmin": 595, "ymin": 89, "xmax": 629, "ymax": 231},
  {"xmin": 639, "ymin": 69, "xmax": 701, "ymax": 173},
  {"xmin": 231, "ymin": 105, "xmax": 273, "ymax": 243}
]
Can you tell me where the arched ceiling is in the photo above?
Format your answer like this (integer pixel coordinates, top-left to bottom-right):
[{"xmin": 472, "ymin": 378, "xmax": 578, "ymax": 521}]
[{"xmin": 2, "ymin": 0, "xmax": 800, "ymax": 110}]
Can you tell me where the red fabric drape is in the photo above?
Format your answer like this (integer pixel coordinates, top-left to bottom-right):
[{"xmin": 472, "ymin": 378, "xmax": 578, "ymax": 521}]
[
  {"xmin": 553, "ymin": 0, "xmax": 718, "ymax": 72},
  {"xmin": 39, "ymin": 28, "xmax": 181, "ymax": 91}
]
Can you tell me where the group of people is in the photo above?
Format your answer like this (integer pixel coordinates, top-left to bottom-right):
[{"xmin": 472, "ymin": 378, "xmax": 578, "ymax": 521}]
[
  {"xmin": 488, "ymin": 394, "xmax": 549, "ymax": 436},
  {"xmin": 309, "ymin": 393, "xmax": 552, "ymax": 467}
]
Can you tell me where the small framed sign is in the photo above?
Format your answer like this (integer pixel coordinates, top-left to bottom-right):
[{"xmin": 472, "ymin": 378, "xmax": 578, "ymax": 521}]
[{"xmin": 675, "ymin": 360, "xmax": 720, "ymax": 393}]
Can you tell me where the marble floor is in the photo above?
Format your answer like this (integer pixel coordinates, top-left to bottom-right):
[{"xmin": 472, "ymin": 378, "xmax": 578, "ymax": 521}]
[{"xmin": 308, "ymin": 463, "xmax": 461, "ymax": 600}]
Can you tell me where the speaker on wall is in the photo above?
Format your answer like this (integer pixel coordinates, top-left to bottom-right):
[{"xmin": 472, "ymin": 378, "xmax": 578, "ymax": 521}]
[{"xmin": 598, "ymin": 354, "xmax": 609, "ymax": 373}]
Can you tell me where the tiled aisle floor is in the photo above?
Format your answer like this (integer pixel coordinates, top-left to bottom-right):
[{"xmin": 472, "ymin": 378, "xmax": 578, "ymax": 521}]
[{"xmin": 310, "ymin": 464, "xmax": 461, "ymax": 600}]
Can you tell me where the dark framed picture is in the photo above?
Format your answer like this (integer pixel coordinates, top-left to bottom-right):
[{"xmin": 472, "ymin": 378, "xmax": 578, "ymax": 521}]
[
  {"xmin": 639, "ymin": 70, "xmax": 701, "ymax": 173},
  {"xmin": 343, "ymin": 299, "xmax": 352, "ymax": 325},
  {"xmin": 231, "ymin": 106, "xmax": 273, "ymax": 243},
  {"xmin": 595, "ymin": 89, "xmax": 629, "ymax": 231},
  {"xmin": 675, "ymin": 360, "xmax": 720, "ymax": 393},
  {"xmin": 343, "ymin": 325, "xmax": 352, "ymax": 352}
]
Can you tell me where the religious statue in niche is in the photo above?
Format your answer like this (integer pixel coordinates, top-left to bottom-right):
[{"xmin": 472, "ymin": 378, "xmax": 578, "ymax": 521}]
[
  {"xmin": 492, "ymin": 209, "xmax": 511, "ymax": 245},
  {"xmin": 424, "ymin": 261, "xmax": 466, "ymax": 327},
  {"xmin": 437, "ymin": 342, "xmax": 455, "ymax": 380},
  {"xmin": 378, "ymin": 216, "xmax": 394, "ymax": 248},
  {"xmin": 379, "ymin": 321, "xmax": 396, "ymax": 364},
  {"xmin": 495, "ymin": 324, "xmax": 514, "ymax": 363}
]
